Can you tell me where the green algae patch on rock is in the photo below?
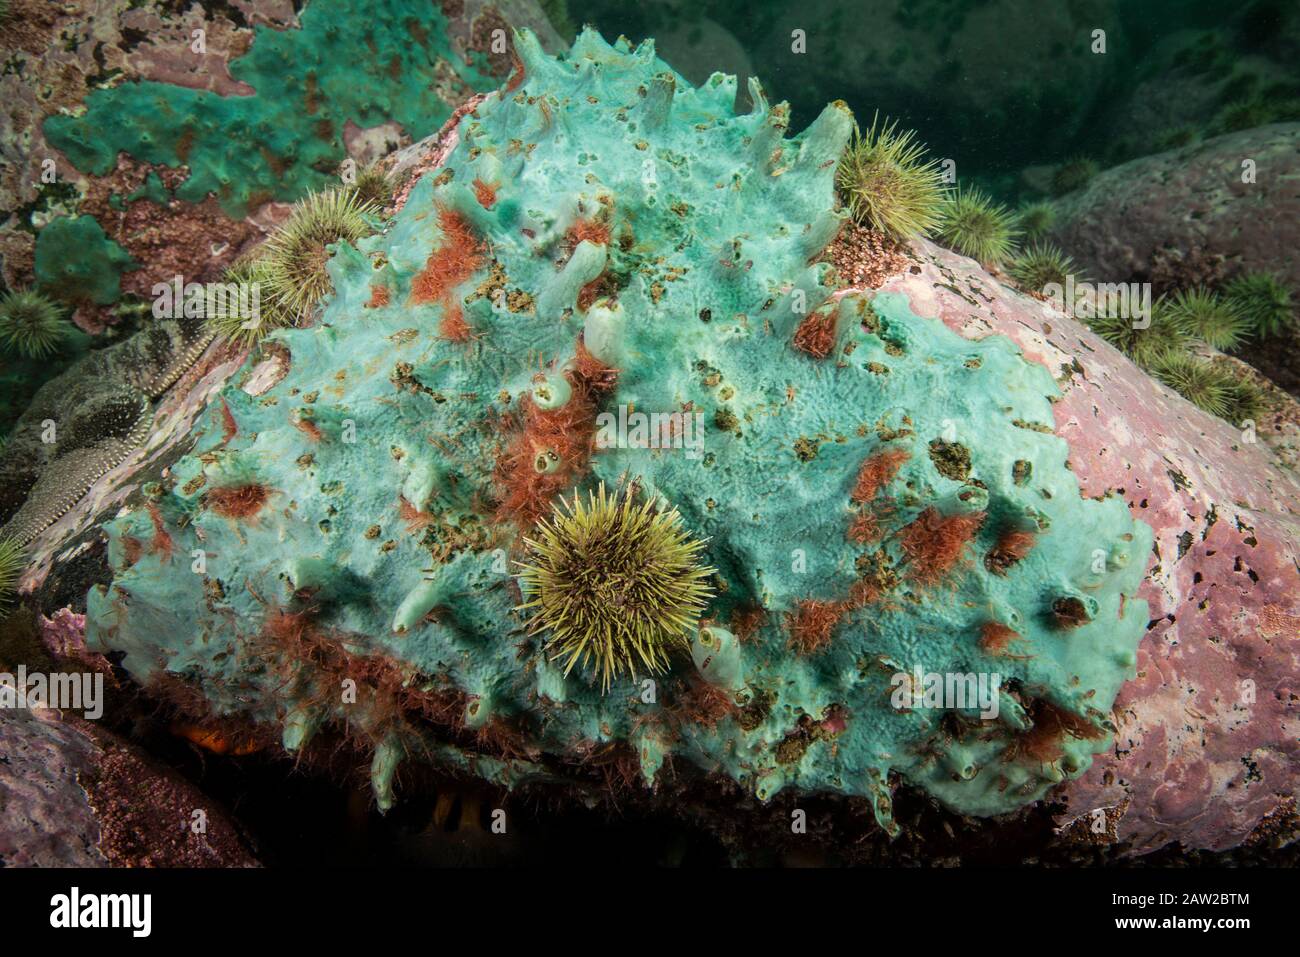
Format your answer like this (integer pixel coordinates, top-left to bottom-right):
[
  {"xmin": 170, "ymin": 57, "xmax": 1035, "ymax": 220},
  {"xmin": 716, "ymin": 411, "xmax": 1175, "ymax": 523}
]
[
  {"xmin": 43, "ymin": 0, "xmax": 498, "ymax": 218},
  {"xmin": 33, "ymin": 215, "xmax": 138, "ymax": 306},
  {"xmin": 85, "ymin": 29, "xmax": 1151, "ymax": 830}
]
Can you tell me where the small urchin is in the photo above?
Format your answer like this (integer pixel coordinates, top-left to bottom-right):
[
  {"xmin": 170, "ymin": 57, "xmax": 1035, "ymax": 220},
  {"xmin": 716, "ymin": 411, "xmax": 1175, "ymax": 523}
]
[
  {"xmin": 1161, "ymin": 287, "xmax": 1250, "ymax": 352},
  {"xmin": 206, "ymin": 256, "xmax": 293, "ymax": 348},
  {"xmin": 346, "ymin": 163, "xmax": 395, "ymax": 211},
  {"xmin": 1223, "ymin": 272, "xmax": 1295, "ymax": 339},
  {"xmin": 0, "ymin": 289, "xmax": 68, "ymax": 358},
  {"xmin": 1050, "ymin": 157, "xmax": 1099, "ymax": 196},
  {"xmin": 0, "ymin": 537, "xmax": 24, "ymax": 615},
  {"xmin": 1150, "ymin": 351, "xmax": 1235, "ymax": 419},
  {"xmin": 261, "ymin": 187, "xmax": 376, "ymax": 324},
  {"xmin": 1016, "ymin": 201, "xmax": 1056, "ymax": 239},
  {"xmin": 1008, "ymin": 242, "xmax": 1078, "ymax": 293},
  {"xmin": 835, "ymin": 112, "xmax": 950, "ymax": 240},
  {"xmin": 1088, "ymin": 302, "xmax": 1192, "ymax": 368},
  {"xmin": 516, "ymin": 483, "xmax": 716, "ymax": 692},
  {"xmin": 937, "ymin": 186, "xmax": 1020, "ymax": 266}
]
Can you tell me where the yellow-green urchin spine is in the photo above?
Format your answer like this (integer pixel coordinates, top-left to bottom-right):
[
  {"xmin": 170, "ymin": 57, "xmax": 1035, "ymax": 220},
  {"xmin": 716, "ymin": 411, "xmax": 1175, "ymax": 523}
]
[
  {"xmin": 937, "ymin": 186, "xmax": 1020, "ymax": 266},
  {"xmin": 1150, "ymin": 351, "xmax": 1235, "ymax": 418},
  {"xmin": 1088, "ymin": 296, "xmax": 1191, "ymax": 368},
  {"xmin": 835, "ymin": 112, "xmax": 950, "ymax": 240},
  {"xmin": 1016, "ymin": 200, "xmax": 1056, "ymax": 239},
  {"xmin": 260, "ymin": 187, "xmax": 376, "ymax": 325},
  {"xmin": 345, "ymin": 163, "xmax": 395, "ymax": 211},
  {"xmin": 1008, "ymin": 242, "xmax": 1079, "ymax": 293},
  {"xmin": 1223, "ymin": 272, "xmax": 1295, "ymax": 339},
  {"xmin": 206, "ymin": 255, "xmax": 291, "ymax": 348},
  {"xmin": 0, "ymin": 537, "xmax": 24, "ymax": 615},
  {"xmin": 0, "ymin": 289, "xmax": 68, "ymax": 358},
  {"xmin": 1161, "ymin": 286, "xmax": 1250, "ymax": 352},
  {"xmin": 1050, "ymin": 156, "xmax": 1099, "ymax": 196},
  {"xmin": 516, "ymin": 483, "xmax": 716, "ymax": 692}
]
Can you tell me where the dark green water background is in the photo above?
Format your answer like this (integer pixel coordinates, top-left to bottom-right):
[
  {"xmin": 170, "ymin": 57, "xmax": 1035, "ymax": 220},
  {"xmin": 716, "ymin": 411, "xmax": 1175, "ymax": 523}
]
[{"xmin": 567, "ymin": 0, "xmax": 1300, "ymax": 198}]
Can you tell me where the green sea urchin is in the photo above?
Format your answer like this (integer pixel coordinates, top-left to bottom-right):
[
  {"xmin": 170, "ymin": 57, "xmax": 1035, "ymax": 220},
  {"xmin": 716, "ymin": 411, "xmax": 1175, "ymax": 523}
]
[
  {"xmin": 1156, "ymin": 126, "xmax": 1198, "ymax": 151},
  {"xmin": 517, "ymin": 483, "xmax": 716, "ymax": 692},
  {"xmin": 206, "ymin": 257, "xmax": 292, "ymax": 348},
  {"xmin": 260, "ymin": 188, "xmax": 376, "ymax": 324},
  {"xmin": 1217, "ymin": 98, "xmax": 1276, "ymax": 133},
  {"xmin": 1150, "ymin": 351, "xmax": 1234, "ymax": 418},
  {"xmin": 937, "ymin": 186, "xmax": 1019, "ymax": 266},
  {"xmin": 1008, "ymin": 242, "xmax": 1078, "ymax": 293},
  {"xmin": 0, "ymin": 289, "xmax": 68, "ymax": 358},
  {"xmin": 1016, "ymin": 201, "xmax": 1056, "ymax": 239},
  {"xmin": 1088, "ymin": 300, "xmax": 1192, "ymax": 368},
  {"xmin": 0, "ymin": 537, "xmax": 23, "ymax": 614},
  {"xmin": 835, "ymin": 112, "xmax": 949, "ymax": 240},
  {"xmin": 347, "ymin": 164, "xmax": 395, "ymax": 211},
  {"xmin": 1050, "ymin": 157, "xmax": 1099, "ymax": 196},
  {"xmin": 1222, "ymin": 375, "xmax": 1267, "ymax": 427},
  {"xmin": 1161, "ymin": 287, "xmax": 1250, "ymax": 352},
  {"xmin": 1223, "ymin": 272, "xmax": 1295, "ymax": 339}
]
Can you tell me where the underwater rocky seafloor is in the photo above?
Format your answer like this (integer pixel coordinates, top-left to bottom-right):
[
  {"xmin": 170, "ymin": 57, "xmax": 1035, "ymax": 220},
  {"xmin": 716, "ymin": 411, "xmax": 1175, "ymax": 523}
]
[{"xmin": 0, "ymin": 1, "xmax": 1297, "ymax": 867}]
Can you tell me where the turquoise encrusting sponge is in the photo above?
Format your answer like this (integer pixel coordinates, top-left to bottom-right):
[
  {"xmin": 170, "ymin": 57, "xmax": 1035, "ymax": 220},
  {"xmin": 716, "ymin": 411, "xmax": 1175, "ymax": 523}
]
[{"xmin": 86, "ymin": 28, "xmax": 1150, "ymax": 830}]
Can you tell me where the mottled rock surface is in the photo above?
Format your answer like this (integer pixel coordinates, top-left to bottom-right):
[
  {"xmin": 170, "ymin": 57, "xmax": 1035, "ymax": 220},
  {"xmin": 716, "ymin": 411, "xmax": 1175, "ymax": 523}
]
[
  {"xmin": 0, "ymin": 706, "xmax": 258, "ymax": 867},
  {"xmin": 870, "ymin": 238, "xmax": 1300, "ymax": 854},
  {"xmin": 1048, "ymin": 123, "xmax": 1300, "ymax": 296}
]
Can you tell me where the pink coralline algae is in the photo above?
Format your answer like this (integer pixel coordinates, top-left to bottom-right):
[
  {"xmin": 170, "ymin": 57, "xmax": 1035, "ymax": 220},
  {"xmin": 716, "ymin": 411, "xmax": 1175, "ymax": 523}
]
[{"xmin": 866, "ymin": 237, "xmax": 1300, "ymax": 854}]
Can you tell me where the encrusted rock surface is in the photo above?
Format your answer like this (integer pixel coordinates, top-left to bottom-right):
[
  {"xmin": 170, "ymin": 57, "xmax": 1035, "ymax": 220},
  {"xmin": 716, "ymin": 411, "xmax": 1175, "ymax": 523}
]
[
  {"xmin": 0, "ymin": 700, "xmax": 258, "ymax": 867},
  {"xmin": 871, "ymin": 238, "xmax": 1300, "ymax": 853},
  {"xmin": 1048, "ymin": 123, "xmax": 1300, "ymax": 296}
]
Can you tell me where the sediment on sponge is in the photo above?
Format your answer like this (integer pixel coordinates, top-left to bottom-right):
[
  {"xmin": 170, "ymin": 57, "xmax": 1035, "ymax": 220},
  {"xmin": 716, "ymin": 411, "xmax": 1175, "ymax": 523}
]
[
  {"xmin": 516, "ymin": 482, "xmax": 716, "ymax": 692},
  {"xmin": 1005, "ymin": 698, "xmax": 1105, "ymax": 765},
  {"xmin": 786, "ymin": 598, "xmax": 848, "ymax": 655},
  {"xmin": 978, "ymin": 621, "xmax": 1025, "ymax": 657},
  {"xmin": 847, "ymin": 510, "xmax": 884, "ymax": 544},
  {"xmin": 850, "ymin": 447, "xmax": 910, "ymax": 503},
  {"xmin": 897, "ymin": 506, "xmax": 986, "ymax": 586},
  {"xmin": 410, "ymin": 205, "xmax": 486, "ymax": 342},
  {"xmin": 410, "ymin": 206, "xmax": 484, "ymax": 306},
  {"xmin": 202, "ymin": 483, "xmax": 272, "ymax": 520},
  {"xmin": 985, "ymin": 526, "xmax": 1036, "ymax": 575},
  {"xmin": 791, "ymin": 308, "xmax": 839, "ymax": 358},
  {"xmin": 492, "ymin": 342, "xmax": 616, "ymax": 527}
]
